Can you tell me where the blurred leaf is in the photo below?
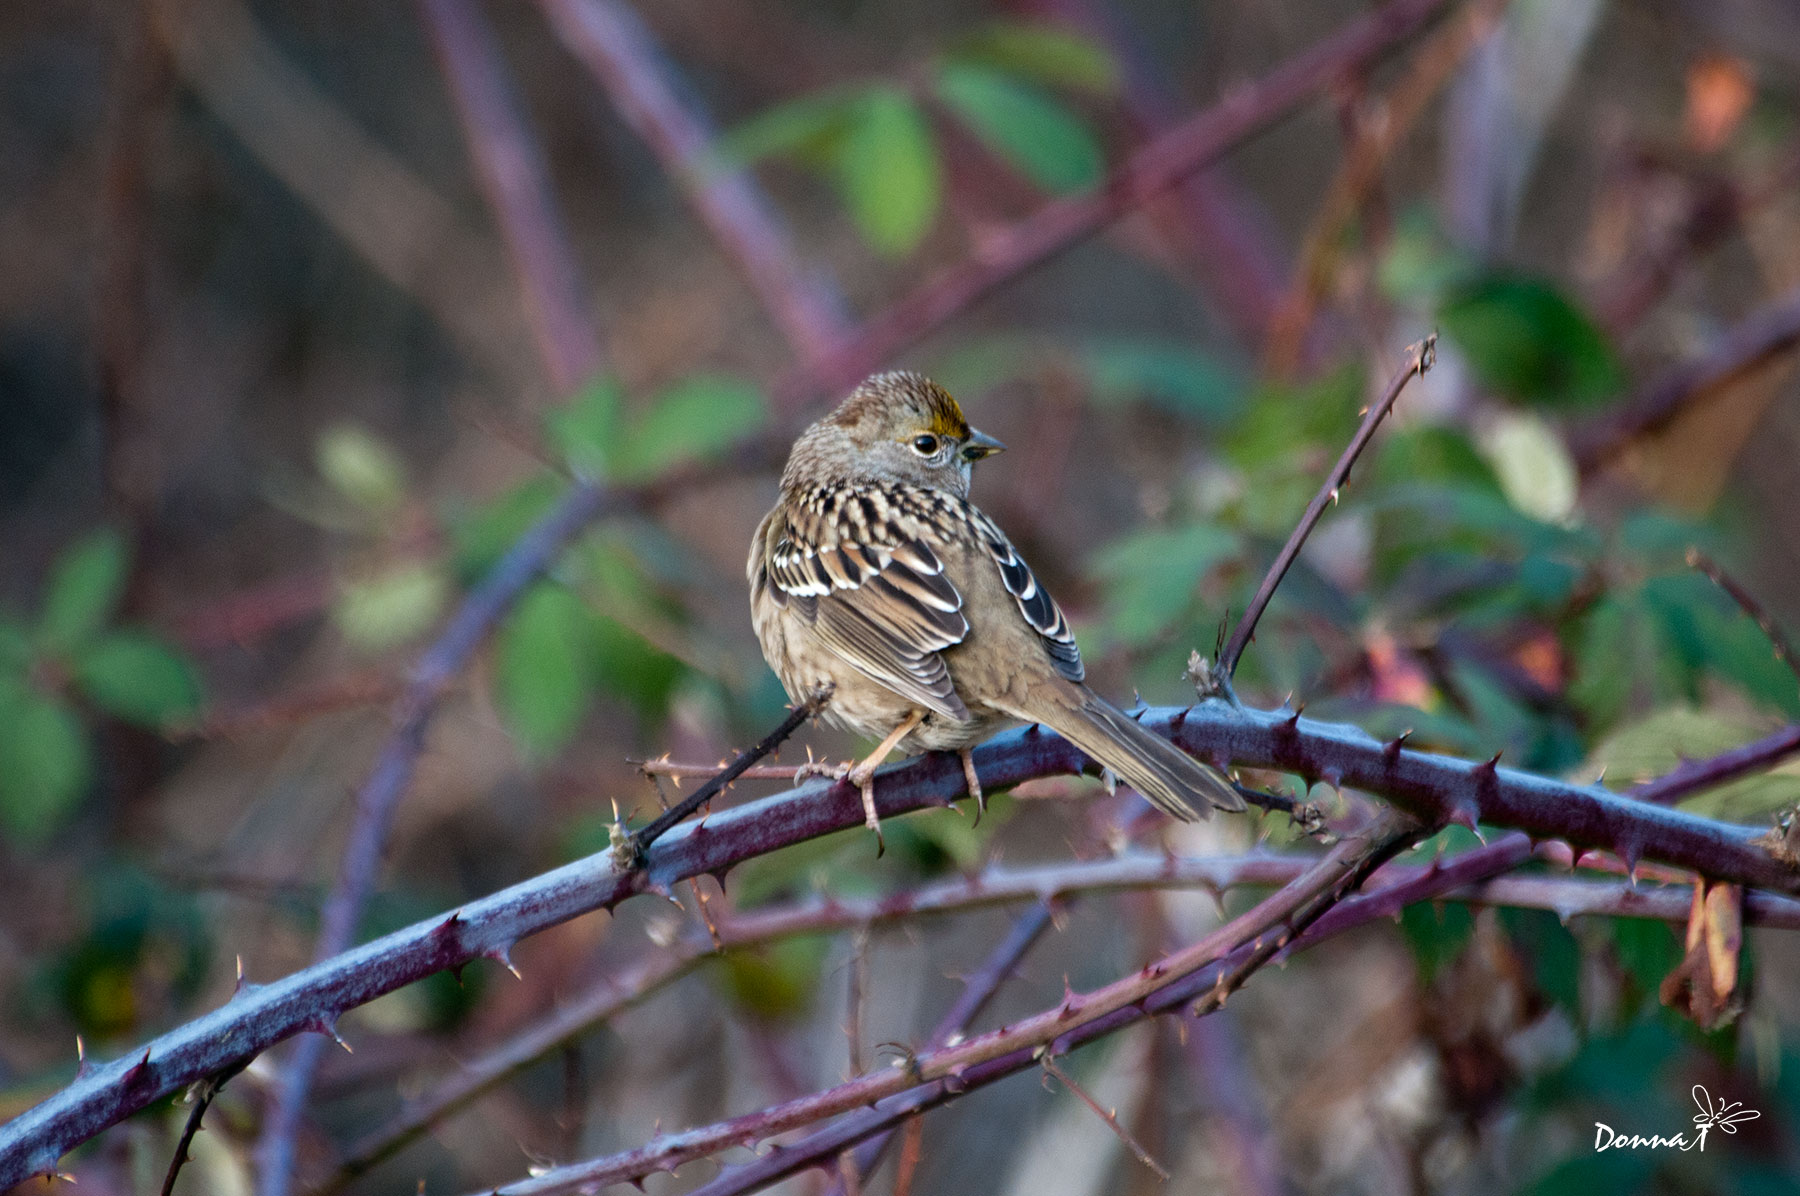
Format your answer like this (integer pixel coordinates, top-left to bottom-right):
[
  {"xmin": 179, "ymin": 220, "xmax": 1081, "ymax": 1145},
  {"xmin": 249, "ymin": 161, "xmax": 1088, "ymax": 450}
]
[
  {"xmin": 546, "ymin": 376, "xmax": 624, "ymax": 481},
  {"xmin": 1694, "ymin": 603, "xmax": 1800, "ymax": 720},
  {"xmin": 716, "ymin": 934, "xmax": 829, "ymax": 1021},
  {"xmin": 1580, "ymin": 705, "xmax": 1800, "ymax": 821},
  {"xmin": 1225, "ymin": 367, "xmax": 1364, "ymax": 534},
  {"xmin": 716, "ymin": 88, "xmax": 862, "ymax": 168},
  {"xmin": 1610, "ymin": 916, "xmax": 1683, "ymax": 1016},
  {"xmin": 446, "ymin": 476, "xmax": 562, "ymax": 582},
  {"xmin": 74, "ymin": 631, "xmax": 202, "ymax": 728},
  {"xmin": 1398, "ymin": 901, "xmax": 1476, "ymax": 984},
  {"xmin": 1438, "ymin": 274, "xmax": 1623, "ymax": 408},
  {"xmin": 1370, "ymin": 424, "xmax": 1504, "ymax": 495},
  {"xmin": 0, "ymin": 617, "xmax": 30, "ymax": 672},
  {"xmin": 0, "ymin": 689, "xmax": 90, "ymax": 843},
  {"xmin": 935, "ymin": 64, "xmax": 1102, "ymax": 193},
  {"xmin": 1569, "ymin": 593, "xmax": 1686, "ymax": 732},
  {"xmin": 1377, "ymin": 209, "xmax": 1474, "ymax": 303},
  {"xmin": 1084, "ymin": 341, "xmax": 1243, "ymax": 423},
  {"xmin": 837, "ymin": 88, "xmax": 940, "ymax": 256},
  {"xmin": 497, "ymin": 582, "xmax": 598, "ymax": 760},
  {"xmin": 1499, "ymin": 907, "xmax": 1581, "ymax": 1013},
  {"xmin": 332, "ymin": 563, "xmax": 449, "ymax": 650},
  {"xmin": 621, "ymin": 375, "xmax": 767, "ymax": 482},
  {"xmin": 885, "ymin": 802, "xmax": 1008, "ymax": 872},
  {"xmin": 316, "ymin": 423, "xmax": 407, "ymax": 512},
  {"xmin": 1093, "ymin": 523, "xmax": 1239, "ymax": 647},
  {"xmin": 948, "ymin": 22, "xmax": 1118, "ymax": 94},
  {"xmin": 591, "ymin": 614, "xmax": 683, "ymax": 722},
  {"xmin": 39, "ymin": 528, "xmax": 128, "ymax": 654},
  {"xmin": 1479, "ymin": 411, "xmax": 1577, "ymax": 525}
]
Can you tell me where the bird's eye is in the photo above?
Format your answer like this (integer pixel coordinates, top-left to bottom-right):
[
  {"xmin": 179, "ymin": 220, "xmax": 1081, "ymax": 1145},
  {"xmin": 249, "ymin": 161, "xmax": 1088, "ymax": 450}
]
[{"xmin": 911, "ymin": 434, "xmax": 940, "ymax": 456}]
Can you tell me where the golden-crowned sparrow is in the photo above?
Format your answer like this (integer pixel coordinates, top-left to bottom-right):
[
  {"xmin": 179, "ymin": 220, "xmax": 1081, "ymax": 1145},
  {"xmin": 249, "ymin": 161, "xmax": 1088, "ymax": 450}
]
[{"xmin": 749, "ymin": 371, "xmax": 1244, "ymax": 844}]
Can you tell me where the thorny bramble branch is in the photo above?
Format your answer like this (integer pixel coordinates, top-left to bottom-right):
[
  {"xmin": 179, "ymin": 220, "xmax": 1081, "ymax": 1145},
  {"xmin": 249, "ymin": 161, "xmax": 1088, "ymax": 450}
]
[{"xmin": 1215, "ymin": 334, "xmax": 1436, "ymax": 685}]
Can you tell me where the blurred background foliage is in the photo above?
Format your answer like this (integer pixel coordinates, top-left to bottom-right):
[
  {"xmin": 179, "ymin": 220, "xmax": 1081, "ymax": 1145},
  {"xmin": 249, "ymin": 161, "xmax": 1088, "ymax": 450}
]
[{"xmin": 3, "ymin": 0, "xmax": 1800, "ymax": 1193}]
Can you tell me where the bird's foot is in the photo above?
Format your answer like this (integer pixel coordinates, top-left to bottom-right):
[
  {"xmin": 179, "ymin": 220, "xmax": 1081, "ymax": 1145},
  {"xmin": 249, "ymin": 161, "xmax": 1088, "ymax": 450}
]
[
  {"xmin": 958, "ymin": 748, "xmax": 985, "ymax": 825},
  {"xmin": 846, "ymin": 759, "xmax": 884, "ymax": 857},
  {"xmin": 793, "ymin": 758, "xmax": 851, "ymax": 785}
]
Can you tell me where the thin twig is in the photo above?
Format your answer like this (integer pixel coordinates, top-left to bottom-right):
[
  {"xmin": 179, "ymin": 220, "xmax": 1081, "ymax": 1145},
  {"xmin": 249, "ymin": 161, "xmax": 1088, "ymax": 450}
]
[
  {"xmin": 1627, "ymin": 723, "xmax": 1800, "ymax": 808},
  {"xmin": 1688, "ymin": 547, "xmax": 1800, "ymax": 689},
  {"xmin": 1040, "ymin": 1055, "xmax": 1171, "ymax": 1180},
  {"xmin": 769, "ymin": 0, "xmax": 1451, "ymax": 407},
  {"xmin": 548, "ymin": 820, "xmax": 1426, "ymax": 1196},
  {"xmin": 1216, "ymin": 335, "xmax": 1436, "ymax": 682},
  {"xmin": 160, "ymin": 1061, "xmax": 248, "ymax": 1196},
  {"xmin": 630, "ymin": 686, "xmax": 832, "ymax": 854},
  {"xmin": 538, "ymin": 0, "xmax": 850, "ymax": 377},
  {"xmin": 149, "ymin": 0, "xmax": 525, "ymax": 385},
  {"xmin": 825, "ymin": 903, "xmax": 1058, "ymax": 1195},
  {"xmin": 255, "ymin": 484, "xmax": 610, "ymax": 1196},
  {"xmin": 845, "ymin": 926, "xmax": 869, "ymax": 1077},
  {"xmin": 12, "ymin": 700, "xmax": 1800, "ymax": 1189},
  {"xmin": 419, "ymin": 0, "xmax": 604, "ymax": 394},
  {"xmin": 1573, "ymin": 283, "xmax": 1800, "ymax": 475},
  {"xmin": 1019, "ymin": 0, "xmax": 1289, "ymax": 347},
  {"xmin": 1262, "ymin": 1, "xmax": 1499, "ymax": 377}
]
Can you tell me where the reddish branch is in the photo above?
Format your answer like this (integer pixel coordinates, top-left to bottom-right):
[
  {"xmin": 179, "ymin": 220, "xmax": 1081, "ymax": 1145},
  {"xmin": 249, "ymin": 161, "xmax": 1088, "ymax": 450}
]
[
  {"xmin": 1688, "ymin": 548, "xmax": 1800, "ymax": 688},
  {"xmin": 1627, "ymin": 723, "xmax": 1800, "ymax": 809},
  {"xmin": 328, "ymin": 837, "xmax": 1800, "ymax": 1187},
  {"xmin": 1217, "ymin": 335, "xmax": 1436, "ymax": 680},
  {"xmin": 538, "ymin": 0, "xmax": 850, "ymax": 378},
  {"xmin": 258, "ymin": 4, "xmax": 610, "ymax": 1190},
  {"xmin": 469, "ymin": 819, "xmax": 1432, "ymax": 1196},
  {"xmin": 5, "ymin": 696, "xmax": 1800, "ymax": 1187},
  {"xmin": 1573, "ymin": 282, "xmax": 1800, "ymax": 475},
  {"xmin": 419, "ymin": 0, "xmax": 604, "ymax": 394},
  {"xmin": 1016, "ymin": 0, "xmax": 1290, "ymax": 347},
  {"xmin": 771, "ymin": 0, "xmax": 1452, "ymax": 407}
]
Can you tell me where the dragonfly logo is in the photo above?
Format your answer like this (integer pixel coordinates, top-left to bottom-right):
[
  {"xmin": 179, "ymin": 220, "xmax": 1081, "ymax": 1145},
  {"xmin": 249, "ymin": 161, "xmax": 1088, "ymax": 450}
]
[{"xmin": 1593, "ymin": 1085, "xmax": 1760, "ymax": 1153}]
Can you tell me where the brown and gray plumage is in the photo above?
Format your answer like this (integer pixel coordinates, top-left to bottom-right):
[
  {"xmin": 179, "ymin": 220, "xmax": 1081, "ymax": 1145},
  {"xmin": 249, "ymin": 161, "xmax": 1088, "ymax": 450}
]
[{"xmin": 749, "ymin": 370, "xmax": 1244, "ymax": 839}]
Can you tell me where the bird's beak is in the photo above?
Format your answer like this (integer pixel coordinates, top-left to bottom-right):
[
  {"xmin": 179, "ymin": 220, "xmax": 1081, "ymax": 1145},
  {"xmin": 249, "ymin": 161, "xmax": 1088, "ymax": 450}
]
[{"xmin": 961, "ymin": 429, "xmax": 1006, "ymax": 461}]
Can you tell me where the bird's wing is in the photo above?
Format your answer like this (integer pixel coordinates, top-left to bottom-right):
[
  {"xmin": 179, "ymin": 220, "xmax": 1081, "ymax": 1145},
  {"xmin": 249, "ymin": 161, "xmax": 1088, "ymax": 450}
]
[
  {"xmin": 763, "ymin": 486, "xmax": 972, "ymax": 721},
  {"xmin": 966, "ymin": 506, "xmax": 1085, "ymax": 683}
]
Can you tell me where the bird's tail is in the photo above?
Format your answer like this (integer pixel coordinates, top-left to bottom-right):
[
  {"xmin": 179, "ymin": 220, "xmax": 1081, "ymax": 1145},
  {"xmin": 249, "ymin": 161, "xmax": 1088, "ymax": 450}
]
[{"xmin": 1000, "ymin": 689, "xmax": 1245, "ymax": 821}]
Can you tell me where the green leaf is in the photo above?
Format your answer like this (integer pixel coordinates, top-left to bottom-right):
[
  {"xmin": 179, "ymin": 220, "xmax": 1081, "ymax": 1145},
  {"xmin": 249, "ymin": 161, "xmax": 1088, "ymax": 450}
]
[
  {"xmin": 1093, "ymin": 523, "xmax": 1240, "ymax": 647},
  {"xmin": 0, "ymin": 690, "xmax": 91, "ymax": 842},
  {"xmin": 1398, "ymin": 901, "xmax": 1475, "ymax": 984},
  {"xmin": 546, "ymin": 376, "xmax": 624, "ymax": 481},
  {"xmin": 446, "ymin": 476, "xmax": 563, "ymax": 582},
  {"xmin": 836, "ymin": 88, "xmax": 940, "ymax": 256},
  {"xmin": 1478, "ymin": 411, "xmax": 1577, "ymax": 524},
  {"xmin": 716, "ymin": 934, "xmax": 829, "ymax": 1021},
  {"xmin": 74, "ymin": 631, "xmax": 203, "ymax": 728},
  {"xmin": 1376, "ymin": 209, "xmax": 1473, "ymax": 303},
  {"xmin": 1438, "ymin": 274, "xmax": 1623, "ymax": 408},
  {"xmin": 1083, "ymin": 341, "xmax": 1244, "ymax": 423},
  {"xmin": 496, "ymin": 582, "xmax": 597, "ymax": 759},
  {"xmin": 621, "ymin": 376, "xmax": 768, "ymax": 482},
  {"xmin": 948, "ymin": 22, "xmax": 1118, "ymax": 94},
  {"xmin": 591, "ymin": 614, "xmax": 683, "ymax": 722},
  {"xmin": 0, "ymin": 617, "xmax": 30, "ymax": 672},
  {"xmin": 716, "ymin": 88, "xmax": 863, "ymax": 168},
  {"xmin": 316, "ymin": 423, "xmax": 407, "ymax": 512},
  {"xmin": 1569, "ymin": 593, "xmax": 1686, "ymax": 732},
  {"xmin": 332, "ymin": 564, "xmax": 450, "ymax": 650},
  {"xmin": 40, "ymin": 529, "xmax": 129, "ymax": 654},
  {"xmin": 1581, "ymin": 705, "xmax": 1800, "ymax": 820},
  {"xmin": 935, "ymin": 64, "xmax": 1102, "ymax": 193}
]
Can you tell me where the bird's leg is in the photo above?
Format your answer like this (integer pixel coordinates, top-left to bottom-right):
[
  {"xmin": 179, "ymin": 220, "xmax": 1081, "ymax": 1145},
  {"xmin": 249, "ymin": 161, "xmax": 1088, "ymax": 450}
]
[
  {"xmin": 846, "ymin": 710, "xmax": 926, "ymax": 855},
  {"xmin": 958, "ymin": 748, "xmax": 985, "ymax": 823}
]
